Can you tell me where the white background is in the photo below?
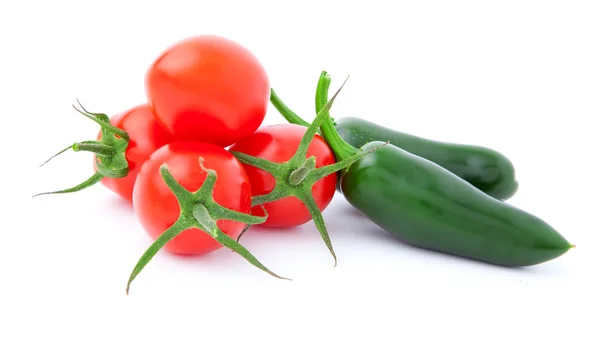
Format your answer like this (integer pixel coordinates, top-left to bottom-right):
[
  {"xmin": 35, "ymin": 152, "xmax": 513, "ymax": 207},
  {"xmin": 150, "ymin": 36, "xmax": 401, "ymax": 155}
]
[{"xmin": 2, "ymin": 1, "xmax": 599, "ymax": 338}]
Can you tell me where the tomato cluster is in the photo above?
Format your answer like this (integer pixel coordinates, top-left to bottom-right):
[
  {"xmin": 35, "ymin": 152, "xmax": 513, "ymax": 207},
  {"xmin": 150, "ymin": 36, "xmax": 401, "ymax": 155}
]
[{"xmin": 38, "ymin": 35, "xmax": 352, "ymax": 293}]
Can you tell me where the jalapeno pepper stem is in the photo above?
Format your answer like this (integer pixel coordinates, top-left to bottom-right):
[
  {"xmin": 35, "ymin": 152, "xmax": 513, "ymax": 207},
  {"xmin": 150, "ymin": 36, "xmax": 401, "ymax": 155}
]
[
  {"xmin": 34, "ymin": 101, "xmax": 130, "ymax": 198},
  {"xmin": 315, "ymin": 71, "xmax": 359, "ymax": 162},
  {"xmin": 125, "ymin": 158, "xmax": 289, "ymax": 295}
]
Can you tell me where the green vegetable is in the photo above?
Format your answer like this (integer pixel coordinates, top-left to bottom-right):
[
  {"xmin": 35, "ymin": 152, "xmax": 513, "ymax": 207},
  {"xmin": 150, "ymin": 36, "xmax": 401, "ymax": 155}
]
[
  {"xmin": 311, "ymin": 72, "xmax": 574, "ymax": 267},
  {"xmin": 271, "ymin": 81, "xmax": 519, "ymax": 201}
]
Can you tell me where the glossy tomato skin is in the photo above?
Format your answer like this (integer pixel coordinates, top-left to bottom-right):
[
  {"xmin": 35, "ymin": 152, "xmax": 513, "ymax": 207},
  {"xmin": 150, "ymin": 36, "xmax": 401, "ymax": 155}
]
[
  {"xmin": 132, "ymin": 141, "xmax": 252, "ymax": 255},
  {"xmin": 146, "ymin": 35, "xmax": 269, "ymax": 147},
  {"xmin": 229, "ymin": 124, "xmax": 337, "ymax": 228},
  {"xmin": 96, "ymin": 104, "xmax": 172, "ymax": 202}
]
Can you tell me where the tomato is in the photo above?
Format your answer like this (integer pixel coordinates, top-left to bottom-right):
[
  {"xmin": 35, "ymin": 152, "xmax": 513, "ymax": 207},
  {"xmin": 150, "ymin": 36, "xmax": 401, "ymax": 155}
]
[
  {"xmin": 132, "ymin": 141, "xmax": 252, "ymax": 255},
  {"xmin": 145, "ymin": 35, "xmax": 269, "ymax": 147},
  {"xmin": 229, "ymin": 124, "xmax": 337, "ymax": 228},
  {"xmin": 95, "ymin": 104, "xmax": 172, "ymax": 201}
]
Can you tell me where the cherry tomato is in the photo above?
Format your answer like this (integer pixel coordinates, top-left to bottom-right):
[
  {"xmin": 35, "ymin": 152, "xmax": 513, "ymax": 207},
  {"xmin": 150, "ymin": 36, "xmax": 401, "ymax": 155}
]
[
  {"xmin": 229, "ymin": 124, "xmax": 337, "ymax": 228},
  {"xmin": 132, "ymin": 141, "xmax": 252, "ymax": 255},
  {"xmin": 96, "ymin": 104, "xmax": 172, "ymax": 201},
  {"xmin": 145, "ymin": 35, "xmax": 269, "ymax": 147}
]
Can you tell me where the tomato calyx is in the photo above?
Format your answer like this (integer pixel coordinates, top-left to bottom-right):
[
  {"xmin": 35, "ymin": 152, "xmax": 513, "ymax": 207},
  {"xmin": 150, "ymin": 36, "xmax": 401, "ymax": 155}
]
[
  {"xmin": 34, "ymin": 101, "xmax": 131, "ymax": 197},
  {"xmin": 126, "ymin": 158, "xmax": 290, "ymax": 295},
  {"xmin": 231, "ymin": 79, "xmax": 386, "ymax": 266}
]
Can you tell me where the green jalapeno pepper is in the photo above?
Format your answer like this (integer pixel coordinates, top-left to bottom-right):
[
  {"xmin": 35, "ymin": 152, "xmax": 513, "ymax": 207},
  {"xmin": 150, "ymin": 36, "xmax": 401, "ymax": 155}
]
[
  {"xmin": 293, "ymin": 72, "xmax": 573, "ymax": 267},
  {"xmin": 271, "ymin": 83, "xmax": 518, "ymax": 201}
]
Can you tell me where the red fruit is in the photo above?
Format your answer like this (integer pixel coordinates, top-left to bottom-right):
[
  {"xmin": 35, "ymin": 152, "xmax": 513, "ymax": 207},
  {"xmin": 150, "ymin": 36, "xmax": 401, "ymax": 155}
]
[{"xmin": 146, "ymin": 35, "xmax": 269, "ymax": 147}]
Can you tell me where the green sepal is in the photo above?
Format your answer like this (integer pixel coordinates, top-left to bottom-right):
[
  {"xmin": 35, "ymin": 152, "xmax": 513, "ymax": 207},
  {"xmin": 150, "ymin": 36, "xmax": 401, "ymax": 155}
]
[
  {"xmin": 125, "ymin": 158, "xmax": 290, "ymax": 295},
  {"xmin": 34, "ymin": 101, "xmax": 130, "ymax": 198}
]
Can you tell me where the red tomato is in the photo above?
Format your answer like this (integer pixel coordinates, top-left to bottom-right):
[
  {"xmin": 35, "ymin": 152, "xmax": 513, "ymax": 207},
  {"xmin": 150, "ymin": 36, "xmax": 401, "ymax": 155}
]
[
  {"xmin": 229, "ymin": 124, "xmax": 337, "ymax": 228},
  {"xmin": 145, "ymin": 35, "xmax": 269, "ymax": 147},
  {"xmin": 96, "ymin": 104, "xmax": 172, "ymax": 201},
  {"xmin": 132, "ymin": 141, "xmax": 252, "ymax": 255}
]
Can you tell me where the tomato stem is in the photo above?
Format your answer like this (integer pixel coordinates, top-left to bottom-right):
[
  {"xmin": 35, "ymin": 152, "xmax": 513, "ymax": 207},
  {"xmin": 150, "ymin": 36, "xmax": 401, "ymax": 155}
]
[
  {"xmin": 126, "ymin": 158, "xmax": 289, "ymax": 295},
  {"xmin": 231, "ymin": 80, "xmax": 385, "ymax": 266},
  {"xmin": 288, "ymin": 156, "xmax": 316, "ymax": 186},
  {"xmin": 270, "ymin": 89, "xmax": 310, "ymax": 127},
  {"xmin": 270, "ymin": 87, "xmax": 336, "ymax": 130},
  {"xmin": 34, "ymin": 102, "xmax": 130, "ymax": 198}
]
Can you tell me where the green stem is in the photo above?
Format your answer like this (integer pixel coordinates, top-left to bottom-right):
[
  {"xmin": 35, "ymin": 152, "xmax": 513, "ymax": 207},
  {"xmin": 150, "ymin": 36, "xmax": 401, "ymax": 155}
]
[
  {"xmin": 291, "ymin": 80, "xmax": 346, "ymax": 161},
  {"xmin": 288, "ymin": 156, "xmax": 316, "ymax": 186},
  {"xmin": 305, "ymin": 141, "xmax": 389, "ymax": 183},
  {"xmin": 126, "ymin": 159, "xmax": 288, "ymax": 294},
  {"xmin": 270, "ymin": 89, "xmax": 310, "ymax": 127},
  {"xmin": 315, "ymin": 71, "xmax": 358, "ymax": 161},
  {"xmin": 315, "ymin": 71, "xmax": 331, "ymax": 114}
]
